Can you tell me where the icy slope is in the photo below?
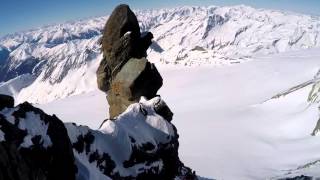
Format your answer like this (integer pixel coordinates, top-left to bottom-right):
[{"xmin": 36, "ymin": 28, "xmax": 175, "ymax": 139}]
[
  {"xmin": 38, "ymin": 48, "xmax": 320, "ymax": 179},
  {"xmin": 1, "ymin": 5, "xmax": 320, "ymax": 104}
]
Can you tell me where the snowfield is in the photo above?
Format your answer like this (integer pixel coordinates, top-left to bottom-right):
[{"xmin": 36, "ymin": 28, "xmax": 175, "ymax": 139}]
[{"xmin": 38, "ymin": 48, "xmax": 320, "ymax": 179}]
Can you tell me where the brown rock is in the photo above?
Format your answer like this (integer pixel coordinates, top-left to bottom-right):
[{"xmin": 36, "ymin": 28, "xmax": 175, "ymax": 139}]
[
  {"xmin": 101, "ymin": 4, "xmax": 140, "ymax": 59},
  {"xmin": 97, "ymin": 4, "xmax": 154, "ymax": 93},
  {"xmin": 107, "ymin": 58, "xmax": 163, "ymax": 118}
]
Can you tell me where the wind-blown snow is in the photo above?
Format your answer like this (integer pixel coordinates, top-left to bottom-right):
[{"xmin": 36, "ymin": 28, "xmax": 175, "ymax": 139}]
[
  {"xmin": 38, "ymin": 48, "xmax": 320, "ymax": 179},
  {"xmin": 1, "ymin": 5, "xmax": 320, "ymax": 104}
]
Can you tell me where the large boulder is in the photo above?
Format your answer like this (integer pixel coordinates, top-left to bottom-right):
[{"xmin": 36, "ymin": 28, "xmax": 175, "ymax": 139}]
[
  {"xmin": 107, "ymin": 58, "xmax": 163, "ymax": 118},
  {"xmin": 97, "ymin": 4, "xmax": 154, "ymax": 93}
]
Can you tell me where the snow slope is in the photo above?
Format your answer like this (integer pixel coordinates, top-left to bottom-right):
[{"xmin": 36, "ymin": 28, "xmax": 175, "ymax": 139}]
[
  {"xmin": 38, "ymin": 48, "xmax": 320, "ymax": 179},
  {"xmin": 1, "ymin": 5, "xmax": 320, "ymax": 104}
]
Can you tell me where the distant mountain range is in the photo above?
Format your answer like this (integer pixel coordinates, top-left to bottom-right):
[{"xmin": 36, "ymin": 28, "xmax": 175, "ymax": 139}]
[{"xmin": 0, "ymin": 5, "xmax": 320, "ymax": 104}]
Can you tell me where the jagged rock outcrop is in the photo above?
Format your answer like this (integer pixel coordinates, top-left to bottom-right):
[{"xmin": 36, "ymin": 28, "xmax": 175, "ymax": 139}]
[
  {"xmin": 0, "ymin": 94, "xmax": 197, "ymax": 179},
  {"xmin": 94, "ymin": 5, "xmax": 196, "ymax": 179},
  {"xmin": 97, "ymin": 4, "xmax": 155, "ymax": 93},
  {"xmin": 0, "ymin": 96, "xmax": 76, "ymax": 180},
  {"xmin": 67, "ymin": 96, "xmax": 196, "ymax": 179},
  {"xmin": 97, "ymin": 4, "xmax": 162, "ymax": 118}
]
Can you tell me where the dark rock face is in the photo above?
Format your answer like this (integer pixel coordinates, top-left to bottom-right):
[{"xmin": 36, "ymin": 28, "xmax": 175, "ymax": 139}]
[
  {"xmin": 0, "ymin": 101, "xmax": 76, "ymax": 180},
  {"xmin": 153, "ymin": 97, "xmax": 173, "ymax": 122},
  {"xmin": 0, "ymin": 94, "xmax": 14, "ymax": 110},
  {"xmin": 0, "ymin": 47, "xmax": 10, "ymax": 64}
]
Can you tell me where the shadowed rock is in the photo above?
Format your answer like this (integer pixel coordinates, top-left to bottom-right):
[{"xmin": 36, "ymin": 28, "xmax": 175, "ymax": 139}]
[
  {"xmin": 153, "ymin": 97, "xmax": 173, "ymax": 121},
  {"xmin": 0, "ymin": 99, "xmax": 76, "ymax": 180},
  {"xmin": 0, "ymin": 94, "xmax": 14, "ymax": 110}
]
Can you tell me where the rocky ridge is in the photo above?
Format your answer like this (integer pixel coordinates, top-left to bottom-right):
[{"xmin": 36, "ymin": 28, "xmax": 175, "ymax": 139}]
[{"xmin": 0, "ymin": 95, "xmax": 197, "ymax": 179}]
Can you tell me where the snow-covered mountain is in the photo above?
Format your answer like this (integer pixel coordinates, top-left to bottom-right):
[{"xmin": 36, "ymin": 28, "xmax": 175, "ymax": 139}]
[
  {"xmin": 37, "ymin": 48, "xmax": 320, "ymax": 179},
  {"xmin": 1, "ymin": 5, "xmax": 320, "ymax": 104},
  {"xmin": 0, "ymin": 95, "xmax": 197, "ymax": 179}
]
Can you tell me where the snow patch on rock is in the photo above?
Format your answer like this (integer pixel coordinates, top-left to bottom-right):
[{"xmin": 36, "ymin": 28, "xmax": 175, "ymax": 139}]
[{"xmin": 18, "ymin": 112, "xmax": 52, "ymax": 148}]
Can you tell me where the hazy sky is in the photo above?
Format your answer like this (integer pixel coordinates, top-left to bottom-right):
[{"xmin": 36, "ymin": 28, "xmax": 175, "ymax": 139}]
[{"xmin": 0, "ymin": 0, "xmax": 320, "ymax": 37}]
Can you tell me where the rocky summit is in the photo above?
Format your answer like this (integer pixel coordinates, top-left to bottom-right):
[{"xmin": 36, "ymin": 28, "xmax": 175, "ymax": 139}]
[
  {"xmin": 97, "ymin": 4, "xmax": 162, "ymax": 118},
  {"xmin": 0, "ymin": 95, "xmax": 197, "ymax": 180}
]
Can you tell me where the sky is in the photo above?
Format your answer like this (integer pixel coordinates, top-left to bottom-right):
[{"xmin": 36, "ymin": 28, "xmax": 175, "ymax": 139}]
[{"xmin": 0, "ymin": 0, "xmax": 320, "ymax": 37}]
